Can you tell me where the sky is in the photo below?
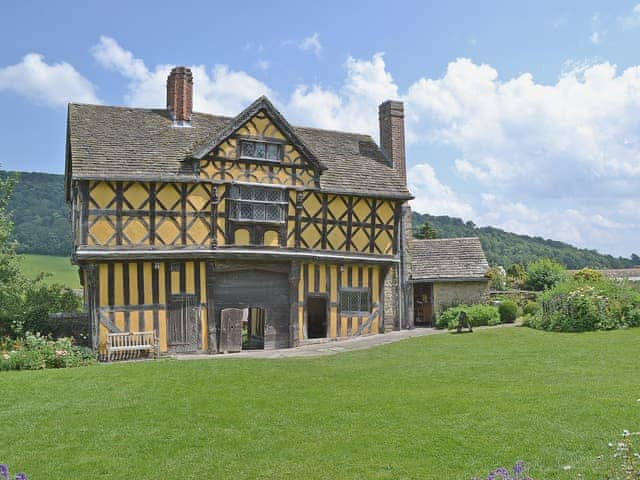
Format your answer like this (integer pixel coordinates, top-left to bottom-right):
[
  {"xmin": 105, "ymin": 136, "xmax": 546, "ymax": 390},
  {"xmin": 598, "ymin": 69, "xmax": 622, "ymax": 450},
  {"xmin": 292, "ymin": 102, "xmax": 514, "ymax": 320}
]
[{"xmin": 1, "ymin": 0, "xmax": 639, "ymax": 257}]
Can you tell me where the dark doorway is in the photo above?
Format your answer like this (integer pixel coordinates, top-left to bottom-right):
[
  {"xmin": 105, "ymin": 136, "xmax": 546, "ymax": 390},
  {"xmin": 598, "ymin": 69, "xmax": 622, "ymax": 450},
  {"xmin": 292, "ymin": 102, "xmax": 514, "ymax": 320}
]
[
  {"xmin": 307, "ymin": 296, "xmax": 327, "ymax": 339},
  {"xmin": 414, "ymin": 283, "xmax": 434, "ymax": 327},
  {"xmin": 167, "ymin": 294, "xmax": 199, "ymax": 352},
  {"xmin": 243, "ymin": 307, "xmax": 265, "ymax": 350}
]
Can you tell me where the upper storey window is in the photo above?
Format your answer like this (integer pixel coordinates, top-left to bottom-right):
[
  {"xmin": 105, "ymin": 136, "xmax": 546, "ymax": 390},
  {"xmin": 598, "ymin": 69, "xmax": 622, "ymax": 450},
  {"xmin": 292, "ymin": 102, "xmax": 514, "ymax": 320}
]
[
  {"xmin": 228, "ymin": 185, "xmax": 287, "ymax": 223},
  {"xmin": 239, "ymin": 140, "xmax": 281, "ymax": 162}
]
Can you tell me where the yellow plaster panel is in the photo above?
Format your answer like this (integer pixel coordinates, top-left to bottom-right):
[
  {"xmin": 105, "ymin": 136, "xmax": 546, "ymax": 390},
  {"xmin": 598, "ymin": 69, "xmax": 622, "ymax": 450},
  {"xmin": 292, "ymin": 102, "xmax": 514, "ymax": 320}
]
[
  {"xmin": 187, "ymin": 184, "xmax": 209, "ymax": 211},
  {"xmin": 91, "ymin": 182, "xmax": 116, "ymax": 209},
  {"xmin": 352, "ymin": 198, "xmax": 372, "ymax": 223},
  {"xmin": 186, "ymin": 261, "xmax": 195, "ymax": 294},
  {"xmin": 114, "ymin": 263, "xmax": 124, "ymax": 305},
  {"xmin": 158, "ymin": 310, "xmax": 167, "ymax": 352},
  {"xmin": 129, "ymin": 263, "xmax": 139, "ymax": 305},
  {"xmin": 351, "ymin": 228, "xmax": 370, "ymax": 253},
  {"xmin": 143, "ymin": 262, "xmax": 153, "ymax": 305},
  {"xmin": 122, "ymin": 183, "xmax": 147, "ymax": 210},
  {"xmin": 156, "ymin": 219, "xmax": 181, "ymax": 245},
  {"xmin": 156, "ymin": 184, "xmax": 180, "ymax": 211},
  {"xmin": 122, "ymin": 218, "xmax": 148, "ymax": 245},
  {"xmin": 89, "ymin": 217, "xmax": 116, "ymax": 246},
  {"xmin": 234, "ymin": 229, "xmax": 250, "ymax": 246},
  {"xmin": 187, "ymin": 217, "xmax": 210, "ymax": 245},
  {"xmin": 264, "ymin": 230, "xmax": 279, "ymax": 246},
  {"xmin": 377, "ymin": 201, "xmax": 394, "ymax": 224}
]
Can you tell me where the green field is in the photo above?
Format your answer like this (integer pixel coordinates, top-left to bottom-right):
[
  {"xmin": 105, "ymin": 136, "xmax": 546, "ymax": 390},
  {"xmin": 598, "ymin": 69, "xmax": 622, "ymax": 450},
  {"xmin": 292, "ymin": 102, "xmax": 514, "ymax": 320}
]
[
  {"xmin": 1, "ymin": 327, "xmax": 637, "ymax": 479},
  {"xmin": 20, "ymin": 254, "xmax": 80, "ymax": 289}
]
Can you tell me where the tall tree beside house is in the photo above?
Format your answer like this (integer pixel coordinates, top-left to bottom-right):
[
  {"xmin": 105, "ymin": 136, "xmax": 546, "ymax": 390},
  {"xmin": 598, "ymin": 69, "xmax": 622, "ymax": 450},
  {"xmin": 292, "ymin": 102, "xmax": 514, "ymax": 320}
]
[
  {"xmin": 414, "ymin": 220, "xmax": 438, "ymax": 240},
  {"xmin": 0, "ymin": 169, "xmax": 27, "ymax": 331}
]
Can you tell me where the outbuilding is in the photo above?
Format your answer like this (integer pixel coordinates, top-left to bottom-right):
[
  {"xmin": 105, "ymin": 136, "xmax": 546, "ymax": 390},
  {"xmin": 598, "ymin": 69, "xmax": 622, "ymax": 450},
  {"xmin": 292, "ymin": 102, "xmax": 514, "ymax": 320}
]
[{"xmin": 411, "ymin": 237, "xmax": 490, "ymax": 326}]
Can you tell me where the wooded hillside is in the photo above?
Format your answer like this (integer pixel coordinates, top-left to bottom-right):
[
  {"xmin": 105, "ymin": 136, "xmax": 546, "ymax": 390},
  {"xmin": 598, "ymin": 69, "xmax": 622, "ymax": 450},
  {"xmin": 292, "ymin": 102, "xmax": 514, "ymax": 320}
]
[
  {"xmin": 1, "ymin": 171, "xmax": 72, "ymax": 256},
  {"xmin": 2, "ymin": 170, "xmax": 638, "ymax": 268},
  {"xmin": 413, "ymin": 212, "xmax": 639, "ymax": 269}
]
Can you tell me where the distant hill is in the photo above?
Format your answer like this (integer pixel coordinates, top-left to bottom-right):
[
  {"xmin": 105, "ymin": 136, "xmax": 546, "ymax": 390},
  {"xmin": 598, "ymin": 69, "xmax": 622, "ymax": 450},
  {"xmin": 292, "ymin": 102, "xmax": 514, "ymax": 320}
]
[
  {"xmin": 2, "ymin": 171, "xmax": 638, "ymax": 269},
  {"xmin": 413, "ymin": 212, "xmax": 640, "ymax": 269},
  {"xmin": 1, "ymin": 171, "xmax": 72, "ymax": 256}
]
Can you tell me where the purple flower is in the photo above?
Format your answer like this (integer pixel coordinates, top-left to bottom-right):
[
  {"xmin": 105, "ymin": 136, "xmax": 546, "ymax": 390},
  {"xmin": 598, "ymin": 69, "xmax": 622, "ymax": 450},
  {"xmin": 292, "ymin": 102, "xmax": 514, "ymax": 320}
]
[{"xmin": 0, "ymin": 465, "xmax": 8, "ymax": 480}]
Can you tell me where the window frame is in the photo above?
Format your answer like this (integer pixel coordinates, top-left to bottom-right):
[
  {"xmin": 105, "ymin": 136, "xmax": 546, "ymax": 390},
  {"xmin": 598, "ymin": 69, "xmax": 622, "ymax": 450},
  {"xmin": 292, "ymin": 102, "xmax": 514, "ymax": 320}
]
[
  {"xmin": 339, "ymin": 287, "xmax": 371, "ymax": 314},
  {"xmin": 238, "ymin": 139, "xmax": 283, "ymax": 163},
  {"xmin": 227, "ymin": 184, "xmax": 288, "ymax": 224}
]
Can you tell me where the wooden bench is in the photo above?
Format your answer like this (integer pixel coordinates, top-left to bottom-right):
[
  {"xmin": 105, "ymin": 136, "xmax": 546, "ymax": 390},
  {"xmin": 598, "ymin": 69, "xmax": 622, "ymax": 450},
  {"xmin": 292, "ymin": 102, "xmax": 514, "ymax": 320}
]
[{"xmin": 106, "ymin": 331, "xmax": 159, "ymax": 362}]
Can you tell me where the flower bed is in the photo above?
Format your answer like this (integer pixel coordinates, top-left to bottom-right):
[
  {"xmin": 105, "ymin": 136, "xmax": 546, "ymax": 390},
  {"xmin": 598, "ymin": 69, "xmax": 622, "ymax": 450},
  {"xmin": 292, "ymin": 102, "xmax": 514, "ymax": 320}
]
[{"xmin": 0, "ymin": 333, "xmax": 95, "ymax": 371}]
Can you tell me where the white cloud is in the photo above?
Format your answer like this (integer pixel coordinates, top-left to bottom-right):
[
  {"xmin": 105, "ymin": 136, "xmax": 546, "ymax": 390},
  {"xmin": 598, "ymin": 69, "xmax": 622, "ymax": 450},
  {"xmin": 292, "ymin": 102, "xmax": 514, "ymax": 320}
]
[
  {"xmin": 90, "ymin": 36, "xmax": 271, "ymax": 116},
  {"xmin": 287, "ymin": 52, "xmax": 398, "ymax": 137},
  {"xmin": 620, "ymin": 3, "xmax": 640, "ymax": 29},
  {"xmin": 590, "ymin": 31, "xmax": 600, "ymax": 44},
  {"xmin": 91, "ymin": 36, "xmax": 148, "ymax": 81},
  {"xmin": 0, "ymin": 53, "xmax": 100, "ymax": 107},
  {"xmin": 299, "ymin": 33, "xmax": 323, "ymax": 57},
  {"xmin": 408, "ymin": 164, "xmax": 474, "ymax": 219},
  {"xmin": 477, "ymin": 195, "xmax": 632, "ymax": 251},
  {"xmin": 406, "ymin": 58, "xmax": 640, "ymax": 199}
]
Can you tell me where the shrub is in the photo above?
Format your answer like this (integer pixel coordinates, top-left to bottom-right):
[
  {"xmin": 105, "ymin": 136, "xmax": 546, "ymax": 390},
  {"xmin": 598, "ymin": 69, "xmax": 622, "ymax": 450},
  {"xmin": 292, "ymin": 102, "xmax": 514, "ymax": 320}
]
[
  {"xmin": 525, "ymin": 258, "xmax": 567, "ymax": 291},
  {"xmin": 436, "ymin": 304, "xmax": 500, "ymax": 330},
  {"xmin": 522, "ymin": 301, "xmax": 540, "ymax": 316},
  {"xmin": 573, "ymin": 268, "xmax": 604, "ymax": 282},
  {"xmin": 498, "ymin": 300, "xmax": 519, "ymax": 323},
  {"xmin": 527, "ymin": 278, "xmax": 640, "ymax": 332}
]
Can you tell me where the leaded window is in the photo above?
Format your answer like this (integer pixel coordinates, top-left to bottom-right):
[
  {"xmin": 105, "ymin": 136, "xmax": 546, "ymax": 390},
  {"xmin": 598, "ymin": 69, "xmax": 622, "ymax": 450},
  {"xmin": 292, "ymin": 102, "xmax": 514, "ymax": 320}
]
[
  {"xmin": 239, "ymin": 140, "xmax": 281, "ymax": 162},
  {"xmin": 228, "ymin": 185, "xmax": 287, "ymax": 223},
  {"xmin": 339, "ymin": 288, "xmax": 370, "ymax": 313}
]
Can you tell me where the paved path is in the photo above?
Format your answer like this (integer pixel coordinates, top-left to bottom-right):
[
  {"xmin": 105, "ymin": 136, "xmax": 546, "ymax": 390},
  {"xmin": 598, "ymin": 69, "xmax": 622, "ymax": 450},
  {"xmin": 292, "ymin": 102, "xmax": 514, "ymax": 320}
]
[{"xmin": 174, "ymin": 324, "xmax": 515, "ymax": 361}]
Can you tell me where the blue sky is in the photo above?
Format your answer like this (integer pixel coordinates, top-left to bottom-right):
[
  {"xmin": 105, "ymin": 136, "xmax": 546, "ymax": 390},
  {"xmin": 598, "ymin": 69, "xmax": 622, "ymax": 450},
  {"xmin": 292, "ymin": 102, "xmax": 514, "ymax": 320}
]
[{"xmin": 1, "ymin": 0, "xmax": 639, "ymax": 257}]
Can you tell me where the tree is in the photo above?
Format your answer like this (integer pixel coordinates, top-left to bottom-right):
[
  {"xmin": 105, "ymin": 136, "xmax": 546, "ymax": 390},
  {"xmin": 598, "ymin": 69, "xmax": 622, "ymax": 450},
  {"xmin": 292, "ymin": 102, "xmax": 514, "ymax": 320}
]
[
  {"xmin": 414, "ymin": 221, "xmax": 438, "ymax": 239},
  {"xmin": 0, "ymin": 170, "xmax": 26, "ymax": 334},
  {"xmin": 525, "ymin": 258, "xmax": 567, "ymax": 291},
  {"xmin": 506, "ymin": 263, "xmax": 527, "ymax": 289}
]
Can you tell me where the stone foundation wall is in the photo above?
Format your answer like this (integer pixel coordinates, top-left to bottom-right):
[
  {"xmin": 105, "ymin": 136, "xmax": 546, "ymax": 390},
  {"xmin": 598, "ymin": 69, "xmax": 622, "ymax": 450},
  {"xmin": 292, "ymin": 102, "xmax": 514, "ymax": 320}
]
[{"xmin": 433, "ymin": 281, "xmax": 489, "ymax": 316}]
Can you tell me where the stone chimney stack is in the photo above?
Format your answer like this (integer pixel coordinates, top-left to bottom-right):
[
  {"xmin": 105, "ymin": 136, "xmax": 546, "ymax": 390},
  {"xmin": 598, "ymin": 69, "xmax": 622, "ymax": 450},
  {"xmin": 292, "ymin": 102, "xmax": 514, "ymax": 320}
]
[
  {"xmin": 378, "ymin": 100, "xmax": 406, "ymax": 183},
  {"xmin": 166, "ymin": 66, "xmax": 193, "ymax": 125}
]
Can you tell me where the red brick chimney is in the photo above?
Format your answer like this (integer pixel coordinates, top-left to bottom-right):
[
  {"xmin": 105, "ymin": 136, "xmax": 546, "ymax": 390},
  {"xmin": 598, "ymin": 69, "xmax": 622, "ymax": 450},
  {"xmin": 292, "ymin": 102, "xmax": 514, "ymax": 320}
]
[
  {"xmin": 167, "ymin": 66, "xmax": 193, "ymax": 125},
  {"xmin": 378, "ymin": 100, "xmax": 406, "ymax": 183}
]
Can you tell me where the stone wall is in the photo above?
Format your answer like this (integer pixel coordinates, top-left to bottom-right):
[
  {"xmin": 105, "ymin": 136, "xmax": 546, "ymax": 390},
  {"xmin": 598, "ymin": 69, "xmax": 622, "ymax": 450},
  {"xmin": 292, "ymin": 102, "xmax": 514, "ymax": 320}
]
[
  {"xmin": 382, "ymin": 266, "xmax": 398, "ymax": 332},
  {"xmin": 433, "ymin": 281, "xmax": 489, "ymax": 316}
]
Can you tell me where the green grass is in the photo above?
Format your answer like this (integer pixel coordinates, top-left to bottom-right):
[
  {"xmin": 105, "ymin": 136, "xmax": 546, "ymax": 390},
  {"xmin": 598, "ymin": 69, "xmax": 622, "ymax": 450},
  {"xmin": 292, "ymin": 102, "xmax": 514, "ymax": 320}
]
[
  {"xmin": 20, "ymin": 254, "xmax": 80, "ymax": 288},
  {"xmin": 2, "ymin": 327, "xmax": 638, "ymax": 479}
]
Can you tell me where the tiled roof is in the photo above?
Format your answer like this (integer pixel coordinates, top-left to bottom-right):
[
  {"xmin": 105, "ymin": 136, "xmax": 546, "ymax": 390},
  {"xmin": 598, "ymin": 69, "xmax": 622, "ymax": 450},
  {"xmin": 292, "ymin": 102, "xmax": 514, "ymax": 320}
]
[
  {"xmin": 410, "ymin": 237, "xmax": 490, "ymax": 281},
  {"xmin": 66, "ymin": 102, "xmax": 411, "ymax": 199}
]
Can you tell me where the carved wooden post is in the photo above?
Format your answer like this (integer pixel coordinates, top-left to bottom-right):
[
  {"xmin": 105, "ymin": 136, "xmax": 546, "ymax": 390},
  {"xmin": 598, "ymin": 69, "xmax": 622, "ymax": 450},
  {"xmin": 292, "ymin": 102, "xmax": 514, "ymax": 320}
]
[{"xmin": 85, "ymin": 264, "xmax": 100, "ymax": 351}]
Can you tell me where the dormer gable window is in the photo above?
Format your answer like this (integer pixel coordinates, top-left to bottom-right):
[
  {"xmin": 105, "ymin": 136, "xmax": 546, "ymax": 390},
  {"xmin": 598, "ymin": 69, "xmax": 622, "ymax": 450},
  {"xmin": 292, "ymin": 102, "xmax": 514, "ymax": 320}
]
[{"xmin": 239, "ymin": 140, "xmax": 282, "ymax": 162}]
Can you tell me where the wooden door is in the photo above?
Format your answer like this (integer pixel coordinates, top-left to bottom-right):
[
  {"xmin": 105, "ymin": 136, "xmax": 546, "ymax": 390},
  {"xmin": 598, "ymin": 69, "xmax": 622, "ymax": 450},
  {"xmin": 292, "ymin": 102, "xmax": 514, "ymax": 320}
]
[{"xmin": 167, "ymin": 294, "xmax": 199, "ymax": 353}]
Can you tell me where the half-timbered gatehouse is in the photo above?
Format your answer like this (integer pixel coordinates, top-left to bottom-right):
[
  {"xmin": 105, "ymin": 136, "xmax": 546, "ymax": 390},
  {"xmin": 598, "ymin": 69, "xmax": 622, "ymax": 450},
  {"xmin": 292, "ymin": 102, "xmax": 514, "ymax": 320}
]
[{"xmin": 65, "ymin": 67, "xmax": 415, "ymax": 355}]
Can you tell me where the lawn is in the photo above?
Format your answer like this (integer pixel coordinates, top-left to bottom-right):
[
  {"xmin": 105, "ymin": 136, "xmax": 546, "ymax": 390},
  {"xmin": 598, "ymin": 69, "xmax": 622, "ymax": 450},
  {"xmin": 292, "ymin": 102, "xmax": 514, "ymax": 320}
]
[
  {"xmin": 1, "ymin": 327, "xmax": 638, "ymax": 479},
  {"xmin": 20, "ymin": 254, "xmax": 80, "ymax": 289}
]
